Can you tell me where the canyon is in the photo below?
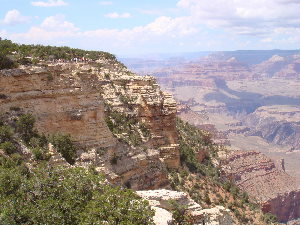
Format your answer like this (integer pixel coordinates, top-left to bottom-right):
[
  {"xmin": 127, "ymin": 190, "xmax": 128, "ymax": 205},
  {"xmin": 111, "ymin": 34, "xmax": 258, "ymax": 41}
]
[
  {"xmin": 0, "ymin": 56, "xmax": 241, "ymax": 224},
  {"xmin": 1, "ymin": 44, "xmax": 299, "ymax": 223},
  {"xmin": 122, "ymin": 50, "xmax": 300, "ymax": 223}
]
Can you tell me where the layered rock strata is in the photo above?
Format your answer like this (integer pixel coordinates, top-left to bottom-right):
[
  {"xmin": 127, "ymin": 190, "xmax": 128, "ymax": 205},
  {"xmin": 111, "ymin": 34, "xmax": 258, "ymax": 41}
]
[
  {"xmin": 222, "ymin": 150, "xmax": 300, "ymax": 222},
  {"xmin": 0, "ymin": 62, "xmax": 179, "ymax": 190}
]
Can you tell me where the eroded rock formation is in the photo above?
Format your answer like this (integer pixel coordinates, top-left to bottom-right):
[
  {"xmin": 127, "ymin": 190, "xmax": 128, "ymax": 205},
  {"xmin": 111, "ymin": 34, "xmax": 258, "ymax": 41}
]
[
  {"xmin": 0, "ymin": 62, "xmax": 179, "ymax": 190},
  {"xmin": 222, "ymin": 150, "xmax": 300, "ymax": 223},
  {"xmin": 244, "ymin": 106, "xmax": 300, "ymax": 150}
]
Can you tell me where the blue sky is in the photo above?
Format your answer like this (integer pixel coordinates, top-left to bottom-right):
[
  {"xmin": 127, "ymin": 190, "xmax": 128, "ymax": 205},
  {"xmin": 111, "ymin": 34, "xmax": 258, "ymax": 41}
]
[{"xmin": 1, "ymin": 0, "xmax": 300, "ymax": 56}]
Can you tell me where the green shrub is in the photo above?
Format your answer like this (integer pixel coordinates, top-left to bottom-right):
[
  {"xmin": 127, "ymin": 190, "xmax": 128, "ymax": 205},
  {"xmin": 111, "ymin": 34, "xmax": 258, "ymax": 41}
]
[
  {"xmin": 29, "ymin": 135, "xmax": 48, "ymax": 149},
  {"xmin": 0, "ymin": 54, "xmax": 17, "ymax": 70},
  {"xmin": 31, "ymin": 147, "xmax": 48, "ymax": 161},
  {"xmin": 262, "ymin": 213, "xmax": 278, "ymax": 224},
  {"xmin": 47, "ymin": 73, "xmax": 54, "ymax": 81},
  {"xmin": 0, "ymin": 125, "xmax": 13, "ymax": 143},
  {"xmin": 105, "ymin": 109, "xmax": 146, "ymax": 146},
  {"xmin": 9, "ymin": 106, "xmax": 21, "ymax": 111},
  {"xmin": 169, "ymin": 200, "xmax": 191, "ymax": 225},
  {"xmin": 0, "ymin": 166, "xmax": 154, "ymax": 225},
  {"xmin": 204, "ymin": 192, "xmax": 211, "ymax": 205},
  {"xmin": 49, "ymin": 133, "xmax": 76, "ymax": 164},
  {"xmin": 16, "ymin": 114, "xmax": 36, "ymax": 144},
  {"xmin": 0, "ymin": 141, "xmax": 16, "ymax": 154}
]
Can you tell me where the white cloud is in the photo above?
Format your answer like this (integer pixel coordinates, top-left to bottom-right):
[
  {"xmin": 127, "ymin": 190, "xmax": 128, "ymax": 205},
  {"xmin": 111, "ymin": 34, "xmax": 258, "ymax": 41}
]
[
  {"xmin": 1, "ymin": 14, "xmax": 199, "ymax": 54},
  {"xmin": 41, "ymin": 15, "xmax": 78, "ymax": 31},
  {"xmin": 177, "ymin": 0, "xmax": 300, "ymax": 36},
  {"xmin": 99, "ymin": 1, "xmax": 113, "ymax": 5},
  {"xmin": 105, "ymin": 12, "xmax": 132, "ymax": 19},
  {"xmin": 31, "ymin": 0, "xmax": 68, "ymax": 7},
  {"xmin": 2, "ymin": 9, "xmax": 29, "ymax": 25},
  {"xmin": 5, "ymin": 15, "xmax": 78, "ymax": 43},
  {"xmin": 138, "ymin": 9, "xmax": 162, "ymax": 15},
  {"xmin": 144, "ymin": 16, "xmax": 197, "ymax": 36}
]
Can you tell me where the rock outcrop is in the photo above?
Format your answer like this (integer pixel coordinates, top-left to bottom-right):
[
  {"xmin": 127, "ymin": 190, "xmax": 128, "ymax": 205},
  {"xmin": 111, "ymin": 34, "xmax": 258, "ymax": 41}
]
[
  {"xmin": 222, "ymin": 150, "xmax": 300, "ymax": 223},
  {"xmin": 137, "ymin": 189, "xmax": 233, "ymax": 225},
  {"xmin": 0, "ymin": 61, "xmax": 179, "ymax": 190}
]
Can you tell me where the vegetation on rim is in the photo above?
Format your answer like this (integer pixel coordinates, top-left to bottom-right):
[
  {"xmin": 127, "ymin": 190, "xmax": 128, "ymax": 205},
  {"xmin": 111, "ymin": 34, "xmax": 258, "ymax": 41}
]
[{"xmin": 0, "ymin": 38, "xmax": 116, "ymax": 69}]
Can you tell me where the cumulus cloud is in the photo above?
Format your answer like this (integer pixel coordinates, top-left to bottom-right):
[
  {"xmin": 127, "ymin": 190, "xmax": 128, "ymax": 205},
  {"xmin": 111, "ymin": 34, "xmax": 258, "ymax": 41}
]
[
  {"xmin": 2, "ymin": 0, "xmax": 300, "ymax": 53},
  {"xmin": 177, "ymin": 0, "xmax": 300, "ymax": 36},
  {"xmin": 31, "ymin": 0, "xmax": 68, "ymax": 7},
  {"xmin": 2, "ymin": 9, "xmax": 29, "ymax": 25},
  {"xmin": 6, "ymin": 15, "xmax": 78, "ymax": 43},
  {"xmin": 104, "ymin": 12, "xmax": 132, "ymax": 19},
  {"xmin": 99, "ymin": 1, "xmax": 113, "ymax": 5},
  {"xmin": 2, "ymin": 13, "xmax": 199, "ymax": 54},
  {"xmin": 41, "ymin": 15, "xmax": 78, "ymax": 31}
]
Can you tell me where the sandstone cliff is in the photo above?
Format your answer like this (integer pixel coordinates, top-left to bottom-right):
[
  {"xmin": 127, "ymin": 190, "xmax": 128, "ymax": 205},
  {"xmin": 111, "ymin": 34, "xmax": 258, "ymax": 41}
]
[{"xmin": 0, "ymin": 61, "xmax": 179, "ymax": 190}]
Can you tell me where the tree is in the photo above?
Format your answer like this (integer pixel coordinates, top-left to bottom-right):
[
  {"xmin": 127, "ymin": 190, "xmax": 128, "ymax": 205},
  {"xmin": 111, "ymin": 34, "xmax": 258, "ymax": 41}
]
[
  {"xmin": 16, "ymin": 114, "xmax": 36, "ymax": 144},
  {"xmin": 0, "ymin": 163, "xmax": 155, "ymax": 225},
  {"xmin": 49, "ymin": 133, "xmax": 76, "ymax": 164}
]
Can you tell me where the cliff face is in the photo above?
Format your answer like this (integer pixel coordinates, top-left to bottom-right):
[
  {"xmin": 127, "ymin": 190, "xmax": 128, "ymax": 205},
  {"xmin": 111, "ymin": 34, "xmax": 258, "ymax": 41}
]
[
  {"xmin": 0, "ymin": 66, "xmax": 114, "ymax": 149},
  {"xmin": 0, "ymin": 62, "xmax": 179, "ymax": 190},
  {"xmin": 244, "ymin": 106, "xmax": 300, "ymax": 150},
  {"xmin": 222, "ymin": 150, "xmax": 300, "ymax": 223}
]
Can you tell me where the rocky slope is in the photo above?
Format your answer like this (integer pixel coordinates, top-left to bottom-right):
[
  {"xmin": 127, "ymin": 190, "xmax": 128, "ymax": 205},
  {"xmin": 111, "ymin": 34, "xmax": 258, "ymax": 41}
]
[
  {"xmin": 157, "ymin": 57, "xmax": 251, "ymax": 89},
  {"xmin": 222, "ymin": 150, "xmax": 300, "ymax": 223}
]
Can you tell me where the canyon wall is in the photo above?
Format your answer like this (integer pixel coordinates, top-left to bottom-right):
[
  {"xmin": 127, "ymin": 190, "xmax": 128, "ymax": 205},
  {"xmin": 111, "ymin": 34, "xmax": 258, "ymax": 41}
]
[
  {"xmin": 222, "ymin": 150, "xmax": 300, "ymax": 223},
  {"xmin": 0, "ymin": 66, "xmax": 114, "ymax": 149},
  {"xmin": 0, "ymin": 62, "xmax": 179, "ymax": 190}
]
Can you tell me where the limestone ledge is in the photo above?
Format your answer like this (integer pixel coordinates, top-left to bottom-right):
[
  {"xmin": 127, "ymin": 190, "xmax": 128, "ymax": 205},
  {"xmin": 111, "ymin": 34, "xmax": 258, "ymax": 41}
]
[{"xmin": 137, "ymin": 189, "xmax": 233, "ymax": 225}]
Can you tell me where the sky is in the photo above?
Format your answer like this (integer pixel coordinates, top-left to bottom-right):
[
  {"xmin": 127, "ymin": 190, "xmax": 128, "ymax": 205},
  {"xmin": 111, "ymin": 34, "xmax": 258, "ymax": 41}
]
[{"xmin": 1, "ymin": 0, "xmax": 300, "ymax": 56}]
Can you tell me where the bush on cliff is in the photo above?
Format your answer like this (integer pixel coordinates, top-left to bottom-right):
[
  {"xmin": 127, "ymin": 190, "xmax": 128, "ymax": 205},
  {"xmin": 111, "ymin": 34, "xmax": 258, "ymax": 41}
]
[
  {"xmin": 0, "ymin": 159, "xmax": 154, "ymax": 225},
  {"xmin": 16, "ymin": 114, "xmax": 36, "ymax": 144},
  {"xmin": 0, "ymin": 54, "xmax": 17, "ymax": 70},
  {"xmin": 0, "ymin": 125, "xmax": 13, "ymax": 143},
  {"xmin": 0, "ymin": 38, "xmax": 117, "ymax": 65},
  {"xmin": 49, "ymin": 133, "xmax": 76, "ymax": 164},
  {"xmin": 0, "ymin": 141, "xmax": 16, "ymax": 155}
]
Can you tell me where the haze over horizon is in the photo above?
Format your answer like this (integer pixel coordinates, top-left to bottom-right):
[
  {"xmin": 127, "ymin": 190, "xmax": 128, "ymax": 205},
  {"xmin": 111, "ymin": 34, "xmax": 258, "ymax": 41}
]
[{"xmin": 1, "ymin": 0, "xmax": 300, "ymax": 55}]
